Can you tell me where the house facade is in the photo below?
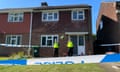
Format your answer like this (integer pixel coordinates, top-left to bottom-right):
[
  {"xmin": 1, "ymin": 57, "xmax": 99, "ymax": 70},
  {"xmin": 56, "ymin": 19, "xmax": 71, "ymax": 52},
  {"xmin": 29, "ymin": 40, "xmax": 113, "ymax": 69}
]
[
  {"xmin": 0, "ymin": 2, "xmax": 93, "ymax": 57},
  {"xmin": 95, "ymin": 1, "xmax": 120, "ymax": 54},
  {"xmin": 0, "ymin": 8, "xmax": 33, "ymax": 56}
]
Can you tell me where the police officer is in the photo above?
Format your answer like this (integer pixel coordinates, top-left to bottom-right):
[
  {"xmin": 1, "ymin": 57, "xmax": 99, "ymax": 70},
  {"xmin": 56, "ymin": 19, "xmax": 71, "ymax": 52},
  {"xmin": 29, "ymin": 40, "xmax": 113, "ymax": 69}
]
[
  {"xmin": 53, "ymin": 40, "xmax": 59, "ymax": 57},
  {"xmin": 67, "ymin": 39, "xmax": 74, "ymax": 56}
]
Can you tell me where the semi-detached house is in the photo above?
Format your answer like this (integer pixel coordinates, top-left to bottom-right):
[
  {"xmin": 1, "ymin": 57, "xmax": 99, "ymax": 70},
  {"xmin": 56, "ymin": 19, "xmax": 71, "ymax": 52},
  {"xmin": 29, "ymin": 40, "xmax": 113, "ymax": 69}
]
[{"xmin": 0, "ymin": 2, "xmax": 93, "ymax": 57}]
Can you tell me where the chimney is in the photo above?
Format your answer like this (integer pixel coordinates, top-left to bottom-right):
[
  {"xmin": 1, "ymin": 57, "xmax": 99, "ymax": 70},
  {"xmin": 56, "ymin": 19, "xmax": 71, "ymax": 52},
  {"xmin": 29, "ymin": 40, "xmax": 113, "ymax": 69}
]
[{"xmin": 41, "ymin": 2, "xmax": 48, "ymax": 7}]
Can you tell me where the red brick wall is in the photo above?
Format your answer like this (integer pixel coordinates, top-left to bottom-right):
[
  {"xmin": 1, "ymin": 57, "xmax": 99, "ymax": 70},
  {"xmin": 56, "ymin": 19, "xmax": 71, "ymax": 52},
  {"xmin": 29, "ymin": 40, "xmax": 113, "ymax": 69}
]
[
  {"xmin": 0, "ymin": 12, "xmax": 31, "ymax": 56},
  {"xmin": 32, "ymin": 10, "xmax": 91, "ymax": 32},
  {"xmin": 0, "ymin": 8, "xmax": 92, "ymax": 57},
  {"xmin": 0, "ymin": 12, "xmax": 31, "ymax": 33},
  {"xmin": 32, "ymin": 9, "xmax": 92, "ymax": 57},
  {"xmin": 0, "ymin": 34, "xmax": 30, "ymax": 56}
]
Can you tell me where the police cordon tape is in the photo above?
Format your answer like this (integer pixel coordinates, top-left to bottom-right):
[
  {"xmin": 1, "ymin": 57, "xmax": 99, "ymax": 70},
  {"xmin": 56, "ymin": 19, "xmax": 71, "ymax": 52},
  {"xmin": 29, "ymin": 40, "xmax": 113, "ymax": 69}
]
[
  {"xmin": 0, "ymin": 60, "xmax": 27, "ymax": 65},
  {"xmin": 0, "ymin": 54, "xmax": 120, "ymax": 65}
]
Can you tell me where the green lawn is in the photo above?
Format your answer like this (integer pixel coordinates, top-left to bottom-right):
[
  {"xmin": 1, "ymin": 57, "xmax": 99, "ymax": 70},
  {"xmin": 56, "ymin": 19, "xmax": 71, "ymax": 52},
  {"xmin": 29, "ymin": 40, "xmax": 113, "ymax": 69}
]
[
  {"xmin": 0, "ymin": 64, "xmax": 105, "ymax": 72},
  {"xmin": 0, "ymin": 57, "xmax": 8, "ymax": 60}
]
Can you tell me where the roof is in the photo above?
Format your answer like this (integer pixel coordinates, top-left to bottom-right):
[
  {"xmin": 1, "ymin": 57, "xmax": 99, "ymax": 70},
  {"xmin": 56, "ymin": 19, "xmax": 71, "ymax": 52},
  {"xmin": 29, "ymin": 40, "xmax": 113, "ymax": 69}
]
[
  {"xmin": 34, "ymin": 4, "xmax": 91, "ymax": 10},
  {"xmin": 0, "ymin": 7, "xmax": 33, "ymax": 13},
  {"xmin": 0, "ymin": 4, "xmax": 91, "ymax": 12}
]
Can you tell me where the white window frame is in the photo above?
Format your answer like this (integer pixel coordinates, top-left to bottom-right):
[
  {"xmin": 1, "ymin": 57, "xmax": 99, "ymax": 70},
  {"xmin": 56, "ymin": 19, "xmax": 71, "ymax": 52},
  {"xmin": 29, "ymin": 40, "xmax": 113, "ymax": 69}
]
[
  {"xmin": 100, "ymin": 21, "xmax": 103, "ymax": 30},
  {"xmin": 72, "ymin": 10, "xmax": 85, "ymax": 20},
  {"xmin": 42, "ymin": 11, "xmax": 59, "ymax": 21},
  {"xmin": 5, "ymin": 35, "xmax": 22, "ymax": 45},
  {"xmin": 40, "ymin": 35, "xmax": 58, "ymax": 47},
  {"xmin": 8, "ymin": 12, "xmax": 24, "ymax": 22}
]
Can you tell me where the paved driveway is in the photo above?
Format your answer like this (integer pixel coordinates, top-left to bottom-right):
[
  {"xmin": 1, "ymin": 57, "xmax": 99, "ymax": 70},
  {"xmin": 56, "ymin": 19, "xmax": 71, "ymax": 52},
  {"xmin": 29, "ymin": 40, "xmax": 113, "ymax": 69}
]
[{"xmin": 99, "ymin": 63, "xmax": 120, "ymax": 72}]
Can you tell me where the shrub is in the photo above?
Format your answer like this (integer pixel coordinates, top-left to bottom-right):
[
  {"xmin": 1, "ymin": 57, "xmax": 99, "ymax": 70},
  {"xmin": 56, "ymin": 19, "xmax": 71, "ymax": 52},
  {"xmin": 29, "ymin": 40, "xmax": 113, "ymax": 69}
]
[{"xmin": 9, "ymin": 51, "xmax": 27, "ymax": 60}]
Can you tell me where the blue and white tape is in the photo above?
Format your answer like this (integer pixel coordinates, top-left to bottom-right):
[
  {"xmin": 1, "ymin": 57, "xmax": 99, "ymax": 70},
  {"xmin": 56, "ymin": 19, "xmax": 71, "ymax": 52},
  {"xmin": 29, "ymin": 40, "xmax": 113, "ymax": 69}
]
[
  {"xmin": 0, "ymin": 60, "xmax": 27, "ymax": 65},
  {"xmin": 0, "ymin": 54, "xmax": 120, "ymax": 65},
  {"xmin": 27, "ymin": 54, "xmax": 120, "ymax": 65},
  {"xmin": 101, "ymin": 54, "xmax": 120, "ymax": 63}
]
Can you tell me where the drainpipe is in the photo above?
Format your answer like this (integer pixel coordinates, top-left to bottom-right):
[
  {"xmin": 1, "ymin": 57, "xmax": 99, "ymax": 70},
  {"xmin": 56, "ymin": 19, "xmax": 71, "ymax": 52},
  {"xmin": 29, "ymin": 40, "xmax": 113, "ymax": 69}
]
[{"xmin": 28, "ymin": 11, "xmax": 33, "ymax": 56}]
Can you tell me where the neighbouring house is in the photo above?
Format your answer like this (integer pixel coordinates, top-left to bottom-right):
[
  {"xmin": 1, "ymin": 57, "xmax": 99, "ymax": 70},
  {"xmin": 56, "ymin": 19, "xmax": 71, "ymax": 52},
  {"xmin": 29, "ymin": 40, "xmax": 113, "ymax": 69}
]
[
  {"xmin": 95, "ymin": 1, "xmax": 120, "ymax": 54},
  {"xmin": 0, "ymin": 7, "xmax": 33, "ymax": 56},
  {"xmin": 0, "ymin": 2, "xmax": 93, "ymax": 57}
]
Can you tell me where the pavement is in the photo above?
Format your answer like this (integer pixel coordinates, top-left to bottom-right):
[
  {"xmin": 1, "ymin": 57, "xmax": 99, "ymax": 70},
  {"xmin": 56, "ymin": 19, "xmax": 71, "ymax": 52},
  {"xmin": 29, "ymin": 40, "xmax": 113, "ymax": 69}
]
[{"xmin": 99, "ymin": 63, "xmax": 120, "ymax": 72}]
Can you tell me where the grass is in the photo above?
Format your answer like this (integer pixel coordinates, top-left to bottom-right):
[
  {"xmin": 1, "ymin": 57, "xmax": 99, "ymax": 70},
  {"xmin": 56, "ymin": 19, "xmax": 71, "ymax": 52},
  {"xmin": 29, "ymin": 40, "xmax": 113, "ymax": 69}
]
[
  {"xmin": 0, "ymin": 64, "xmax": 105, "ymax": 72},
  {"xmin": 0, "ymin": 57, "xmax": 8, "ymax": 60}
]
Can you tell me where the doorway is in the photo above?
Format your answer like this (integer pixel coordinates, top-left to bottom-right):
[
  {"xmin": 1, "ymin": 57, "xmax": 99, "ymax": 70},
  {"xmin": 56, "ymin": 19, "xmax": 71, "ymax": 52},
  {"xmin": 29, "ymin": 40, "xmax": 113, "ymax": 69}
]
[{"xmin": 70, "ymin": 35, "xmax": 85, "ymax": 56}]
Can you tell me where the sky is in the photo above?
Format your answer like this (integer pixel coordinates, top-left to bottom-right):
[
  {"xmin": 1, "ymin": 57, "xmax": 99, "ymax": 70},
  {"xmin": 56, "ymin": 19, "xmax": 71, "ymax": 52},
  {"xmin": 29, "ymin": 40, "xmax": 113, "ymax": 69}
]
[{"xmin": 0, "ymin": 0, "xmax": 102, "ymax": 34}]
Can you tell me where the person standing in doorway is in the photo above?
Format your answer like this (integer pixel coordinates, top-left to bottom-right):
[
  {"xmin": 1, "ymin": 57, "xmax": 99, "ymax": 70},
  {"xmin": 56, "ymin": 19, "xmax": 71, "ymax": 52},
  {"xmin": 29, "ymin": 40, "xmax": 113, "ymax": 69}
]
[
  {"xmin": 53, "ymin": 40, "xmax": 59, "ymax": 57},
  {"xmin": 67, "ymin": 39, "xmax": 74, "ymax": 56}
]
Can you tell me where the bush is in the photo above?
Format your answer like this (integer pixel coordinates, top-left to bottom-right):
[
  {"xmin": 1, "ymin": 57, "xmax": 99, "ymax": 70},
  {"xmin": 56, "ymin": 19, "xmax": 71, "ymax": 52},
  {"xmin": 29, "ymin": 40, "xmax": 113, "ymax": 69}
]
[{"xmin": 9, "ymin": 52, "xmax": 27, "ymax": 60}]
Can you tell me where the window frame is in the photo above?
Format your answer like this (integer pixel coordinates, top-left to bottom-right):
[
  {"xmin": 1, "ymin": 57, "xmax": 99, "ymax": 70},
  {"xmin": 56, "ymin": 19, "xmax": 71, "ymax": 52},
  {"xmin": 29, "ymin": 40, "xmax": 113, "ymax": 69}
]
[
  {"xmin": 100, "ymin": 21, "xmax": 103, "ymax": 30},
  {"xmin": 40, "ymin": 35, "xmax": 58, "ymax": 47},
  {"xmin": 8, "ymin": 12, "xmax": 24, "ymax": 22},
  {"xmin": 72, "ymin": 10, "xmax": 85, "ymax": 20},
  {"xmin": 5, "ymin": 35, "xmax": 22, "ymax": 45},
  {"xmin": 42, "ymin": 11, "xmax": 59, "ymax": 22}
]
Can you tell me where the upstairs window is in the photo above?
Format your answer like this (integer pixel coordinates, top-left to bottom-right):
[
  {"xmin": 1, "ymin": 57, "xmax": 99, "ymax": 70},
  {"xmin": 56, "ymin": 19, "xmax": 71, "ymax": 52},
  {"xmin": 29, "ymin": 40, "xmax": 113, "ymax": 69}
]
[
  {"xmin": 8, "ymin": 13, "xmax": 24, "ymax": 22},
  {"xmin": 42, "ymin": 12, "xmax": 59, "ymax": 21},
  {"xmin": 6, "ymin": 35, "xmax": 22, "ymax": 45},
  {"xmin": 72, "ymin": 10, "xmax": 85, "ymax": 20},
  {"xmin": 41, "ymin": 35, "xmax": 58, "ymax": 47}
]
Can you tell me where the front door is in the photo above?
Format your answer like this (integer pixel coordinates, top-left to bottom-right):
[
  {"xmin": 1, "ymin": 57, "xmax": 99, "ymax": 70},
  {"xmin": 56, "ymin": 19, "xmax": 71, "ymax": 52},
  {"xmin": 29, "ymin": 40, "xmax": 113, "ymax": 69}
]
[
  {"xmin": 77, "ymin": 36, "xmax": 85, "ymax": 55},
  {"xmin": 70, "ymin": 35, "xmax": 85, "ymax": 56}
]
